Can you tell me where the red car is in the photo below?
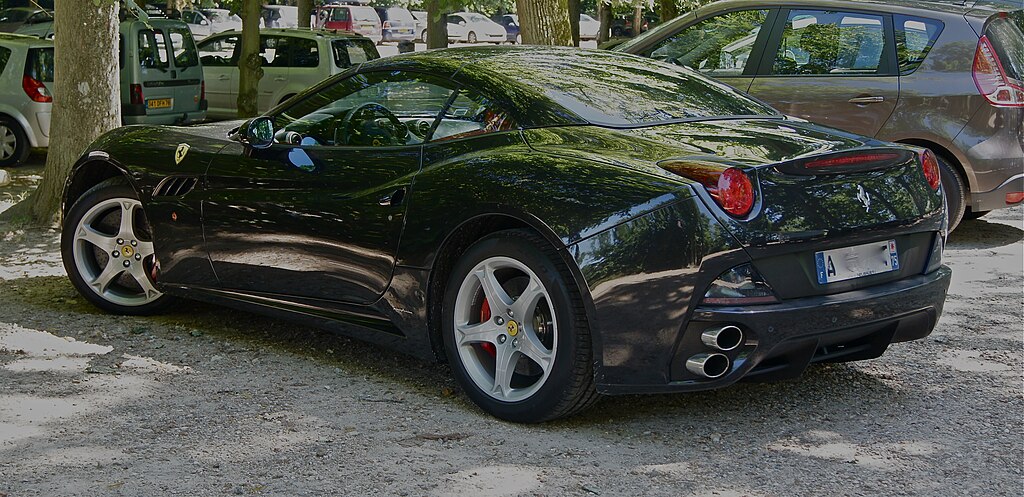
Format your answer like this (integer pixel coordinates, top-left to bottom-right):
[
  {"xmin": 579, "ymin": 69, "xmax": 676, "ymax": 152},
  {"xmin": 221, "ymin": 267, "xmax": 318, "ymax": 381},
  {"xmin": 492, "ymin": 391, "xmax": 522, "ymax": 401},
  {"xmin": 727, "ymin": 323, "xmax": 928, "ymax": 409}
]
[{"xmin": 315, "ymin": 4, "xmax": 382, "ymax": 44}]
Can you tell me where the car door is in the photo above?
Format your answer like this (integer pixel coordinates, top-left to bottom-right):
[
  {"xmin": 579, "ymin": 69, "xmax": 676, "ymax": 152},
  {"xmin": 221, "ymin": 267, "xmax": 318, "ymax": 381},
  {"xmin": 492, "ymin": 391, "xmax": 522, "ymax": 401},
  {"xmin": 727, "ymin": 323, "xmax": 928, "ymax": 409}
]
[
  {"xmin": 636, "ymin": 8, "xmax": 776, "ymax": 93},
  {"xmin": 747, "ymin": 8, "xmax": 899, "ymax": 138},
  {"xmin": 278, "ymin": 35, "xmax": 321, "ymax": 104},
  {"xmin": 202, "ymin": 70, "xmax": 457, "ymax": 304},
  {"xmin": 258, "ymin": 34, "xmax": 290, "ymax": 113},
  {"xmin": 196, "ymin": 33, "xmax": 238, "ymax": 118}
]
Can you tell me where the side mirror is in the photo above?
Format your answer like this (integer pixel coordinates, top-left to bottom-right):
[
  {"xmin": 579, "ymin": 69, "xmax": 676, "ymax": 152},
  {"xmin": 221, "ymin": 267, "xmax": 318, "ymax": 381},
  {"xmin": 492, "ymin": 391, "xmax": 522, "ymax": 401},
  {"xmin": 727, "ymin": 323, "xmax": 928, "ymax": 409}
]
[
  {"xmin": 459, "ymin": 21, "xmax": 466, "ymax": 25},
  {"xmin": 200, "ymin": 19, "xmax": 209, "ymax": 26},
  {"xmin": 233, "ymin": 116, "xmax": 275, "ymax": 149}
]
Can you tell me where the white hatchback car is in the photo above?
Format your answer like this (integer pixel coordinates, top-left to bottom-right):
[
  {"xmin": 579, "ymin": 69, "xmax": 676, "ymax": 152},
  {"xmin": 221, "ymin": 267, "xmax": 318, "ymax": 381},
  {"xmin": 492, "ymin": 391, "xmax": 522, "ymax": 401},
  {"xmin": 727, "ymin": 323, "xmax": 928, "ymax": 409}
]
[
  {"xmin": 0, "ymin": 33, "xmax": 52, "ymax": 166},
  {"xmin": 197, "ymin": 29, "xmax": 380, "ymax": 119},
  {"xmin": 447, "ymin": 12, "xmax": 507, "ymax": 44}
]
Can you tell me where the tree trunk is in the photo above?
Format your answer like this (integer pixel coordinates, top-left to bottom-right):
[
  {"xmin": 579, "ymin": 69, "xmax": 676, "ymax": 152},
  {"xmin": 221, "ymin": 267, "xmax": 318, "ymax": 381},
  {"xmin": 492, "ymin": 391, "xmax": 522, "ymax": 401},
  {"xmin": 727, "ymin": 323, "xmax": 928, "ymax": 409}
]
[
  {"xmin": 425, "ymin": 0, "xmax": 448, "ymax": 49},
  {"xmin": 633, "ymin": 5, "xmax": 643, "ymax": 37},
  {"xmin": 297, "ymin": 0, "xmax": 313, "ymax": 29},
  {"xmin": 237, "ymin": 0, "xmax": 263, "ymax": 118},
  {"xmin": 597, "ymin": 1, "xmax": 611, "ymax": 43},
  {"xmin": 515, "ymin": 0, "xmax": 573, "ymax": 46},
  {"xmin": 0, "ymin": 0, "xmax": 120, "ymax": 225},
  {"xmin": 568, "ymin": 0, "xmax": 580, "ymax": 46},
  {"xmin": 659, "ymin": 0, "xmax": 679, "ymax": 23}
]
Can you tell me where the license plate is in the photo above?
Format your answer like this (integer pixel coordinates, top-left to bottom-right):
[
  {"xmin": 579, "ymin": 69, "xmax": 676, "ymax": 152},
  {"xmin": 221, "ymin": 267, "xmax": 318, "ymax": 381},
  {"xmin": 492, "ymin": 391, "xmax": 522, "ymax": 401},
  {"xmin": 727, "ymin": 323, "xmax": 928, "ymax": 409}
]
[
  {"xmin": 815, "ymin": 239, "xmax": 899, "ymax": 284},
  {"xmin": 147, "ymin": 98, "xmax": 172, "ymax": 109}
]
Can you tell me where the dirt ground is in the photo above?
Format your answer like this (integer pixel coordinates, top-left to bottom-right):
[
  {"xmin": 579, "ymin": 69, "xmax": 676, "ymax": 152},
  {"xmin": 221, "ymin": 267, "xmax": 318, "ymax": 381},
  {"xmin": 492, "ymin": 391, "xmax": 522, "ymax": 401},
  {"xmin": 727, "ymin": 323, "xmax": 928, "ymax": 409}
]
[{"xmin": 0, "ymin": 160, "xmax": 1021, "ymax": 497}]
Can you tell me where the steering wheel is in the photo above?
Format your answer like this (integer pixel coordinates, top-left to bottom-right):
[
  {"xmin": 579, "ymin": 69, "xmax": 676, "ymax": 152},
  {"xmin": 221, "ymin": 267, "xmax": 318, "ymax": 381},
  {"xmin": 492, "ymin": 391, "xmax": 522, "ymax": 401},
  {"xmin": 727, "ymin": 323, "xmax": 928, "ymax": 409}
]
[{"xmin": 335, "ymin": 102, "xmax": 409, "ymax": 146}]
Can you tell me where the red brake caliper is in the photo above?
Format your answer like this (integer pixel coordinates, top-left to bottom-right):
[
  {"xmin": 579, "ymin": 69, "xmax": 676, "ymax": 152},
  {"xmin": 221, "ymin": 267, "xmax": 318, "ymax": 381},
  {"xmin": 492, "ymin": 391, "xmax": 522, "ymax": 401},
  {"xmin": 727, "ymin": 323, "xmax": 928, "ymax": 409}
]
[{"xmin": 480, "ymin": 298, "xmax": 497, "ymax": 357}]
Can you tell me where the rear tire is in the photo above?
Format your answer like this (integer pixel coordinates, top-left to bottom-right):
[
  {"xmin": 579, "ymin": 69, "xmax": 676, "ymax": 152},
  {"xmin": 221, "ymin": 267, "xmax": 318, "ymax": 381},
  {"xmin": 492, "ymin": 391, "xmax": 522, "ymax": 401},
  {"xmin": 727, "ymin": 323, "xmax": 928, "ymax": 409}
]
[
  {"xmin": 937, "ymin": 155, "xmax": 966, "ymax": 232},
  {"xmin": 467, "ymin": 31, "xmax": 477, "ymax": 44},
  {"xmin": 442, "ymin": 230, "xmax": 598, "ymax": 423},
  {"xmin": 0, "ymin": 117, "xmax": 30, "ymax": 167}
]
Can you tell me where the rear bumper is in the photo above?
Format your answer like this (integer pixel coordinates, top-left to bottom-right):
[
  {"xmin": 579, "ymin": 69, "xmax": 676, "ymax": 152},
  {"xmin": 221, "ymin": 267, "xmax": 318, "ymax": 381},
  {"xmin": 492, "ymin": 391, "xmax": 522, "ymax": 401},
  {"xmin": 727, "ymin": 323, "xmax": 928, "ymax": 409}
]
[
  {"xmin": 597, "ymin": 266, "xmax": 951, "ymax": 394},
  {"xmin": 970, "ymin": 173, "xmax": 1024, "ymax": 211}
]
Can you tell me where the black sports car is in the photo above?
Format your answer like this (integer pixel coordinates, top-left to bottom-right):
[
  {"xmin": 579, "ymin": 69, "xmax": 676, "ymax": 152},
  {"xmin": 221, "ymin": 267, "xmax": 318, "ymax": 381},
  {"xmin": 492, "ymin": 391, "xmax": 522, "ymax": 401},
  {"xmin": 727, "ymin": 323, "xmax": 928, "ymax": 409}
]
[{"xmin": 61, "ymin": 47, "xmax": 951, "ymax": 423}]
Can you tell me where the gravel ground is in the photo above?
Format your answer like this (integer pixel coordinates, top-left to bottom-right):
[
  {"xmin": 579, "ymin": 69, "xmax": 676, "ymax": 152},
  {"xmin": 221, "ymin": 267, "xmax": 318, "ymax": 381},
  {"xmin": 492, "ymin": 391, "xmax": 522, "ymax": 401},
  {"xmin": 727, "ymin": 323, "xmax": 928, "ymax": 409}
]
[{"xmin": 0, "ymin": 160, "xmax": 1021, "ymax": 497}]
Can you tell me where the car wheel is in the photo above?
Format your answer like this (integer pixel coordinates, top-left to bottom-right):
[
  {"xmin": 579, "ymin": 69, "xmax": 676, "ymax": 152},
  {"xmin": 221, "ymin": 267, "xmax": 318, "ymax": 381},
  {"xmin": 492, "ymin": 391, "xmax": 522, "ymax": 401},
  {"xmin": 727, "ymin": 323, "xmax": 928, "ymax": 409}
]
[
  {"xmin": 62, "ymin": 179, "xmax": 174, "ymax": 315},
  {"xmin": 467, "ymin": 31, "xmax": 477, "ymax": 44},
  {"xmin": 421, "ymin": 30, "xmax": 428, "ymax": 43},
  {"xmin": 937, "ymin": 155, "xmax": 967, "ymax": 232},
  {"xmin": 442, "ymin": 230, "xmax": 598, "ymax": 423},
  {"xmin": 0, "ymin": 117, "xmax": 30, "ymax": 167},
  {"xmin": 516, "ymin": 34, "xmax": 522, "ymax": 44}
]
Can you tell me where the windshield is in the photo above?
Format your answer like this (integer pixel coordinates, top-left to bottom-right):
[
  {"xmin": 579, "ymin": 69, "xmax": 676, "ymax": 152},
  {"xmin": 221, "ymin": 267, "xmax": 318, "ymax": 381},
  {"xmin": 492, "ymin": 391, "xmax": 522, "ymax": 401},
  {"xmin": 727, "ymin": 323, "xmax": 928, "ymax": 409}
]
[
  {"xmin": 0, "ymin": 8, "xmax": 31, "ymax": 22},
  {"xmin": 465, "ymin": 13, "xmax": 489, "ymax": 23},
  {"xmin": 333, "ymin": 38, "xmax": 379, "ymax": 68},
  {"xmin": 987, "ymin": 11, "xmax": 1024, "ymax": 81},
  {"xmin": 615, "ymin": 15, "xmax": 688, "ymax": 53},
  {"xmin": 480, "ymin": 51, "xmax": 776, "ymax": 126}
]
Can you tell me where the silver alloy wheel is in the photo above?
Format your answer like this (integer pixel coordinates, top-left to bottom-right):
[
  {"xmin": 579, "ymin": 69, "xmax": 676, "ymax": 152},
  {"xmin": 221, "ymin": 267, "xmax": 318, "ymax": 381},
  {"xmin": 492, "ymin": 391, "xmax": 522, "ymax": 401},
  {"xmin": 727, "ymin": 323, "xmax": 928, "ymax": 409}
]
[
  {"xmin": 453, "ymin": 256, "xmax": 557, "ymax": 402},
  {"xmin": 72, "ymin": 197, "xmax": 161, "ymax": 307},
  {"xmin": 0, "ymin": 125, "xmax": 16, "ymax": 160}
]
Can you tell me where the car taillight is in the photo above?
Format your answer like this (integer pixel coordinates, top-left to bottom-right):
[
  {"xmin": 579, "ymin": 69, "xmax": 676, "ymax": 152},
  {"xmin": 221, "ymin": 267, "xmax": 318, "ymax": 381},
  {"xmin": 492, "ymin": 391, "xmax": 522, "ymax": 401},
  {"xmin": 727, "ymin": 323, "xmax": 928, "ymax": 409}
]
[
  {"xmin": 22, "ymin": 75, "xmax": 52, "ymax": 103},
  {"xmin": 973, "ymin": 34, "xmax": 1024, "ymax": 107},
  {"xmin": 661, "ymin": 162, "xmax": 756, "ymax": 218},
  {"xmin": 805, "ymin": 152, "xmax": 901, "ymax": 169},
  {"xmin": 200, "ymin": 81, "xmax": 206, "ymax": 102},
  {"xmin": 920, "ymin": 149, "xmax": 940, "ymax": 191},
  {"xmin": 130, "ymin": 83, "xmax": 144, "ymax": 105}
]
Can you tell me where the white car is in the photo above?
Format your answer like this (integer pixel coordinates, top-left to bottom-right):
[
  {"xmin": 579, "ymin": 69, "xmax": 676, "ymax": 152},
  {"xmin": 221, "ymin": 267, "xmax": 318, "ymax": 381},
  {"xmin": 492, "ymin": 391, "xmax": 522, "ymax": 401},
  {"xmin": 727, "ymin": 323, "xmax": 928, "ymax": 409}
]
[
  {"xmin": 262, "ymin": 5, "xmax": 298, "ymax": 29},
  {"xmin": 579, "ymin": 13, "xmax": 600, "ymax": 41},
  {"xmin": 180, "ymin": 9, "xmax": 212, "ymax": 39},
  {"xmin": 446, "ymin": 12, "xmax": 506, "ymax": 44},
  {"xmin": 196, "ymin": 29, "xmax": 380, "ymax": 119},
  {"xmin": 202, "ymin": 8, "xmax": 242, "ymax": 33},
  {"xmin": 0, "ymin": 34, "xmax": 52, "ymax": 166}
]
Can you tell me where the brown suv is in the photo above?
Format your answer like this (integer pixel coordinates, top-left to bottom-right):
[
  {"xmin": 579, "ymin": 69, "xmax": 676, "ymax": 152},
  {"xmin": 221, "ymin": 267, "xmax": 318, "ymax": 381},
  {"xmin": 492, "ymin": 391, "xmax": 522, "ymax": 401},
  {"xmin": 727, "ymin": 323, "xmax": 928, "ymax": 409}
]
[{"xmin": 616, "ymin": 0, "xmax": 1023, "ymax": 230}]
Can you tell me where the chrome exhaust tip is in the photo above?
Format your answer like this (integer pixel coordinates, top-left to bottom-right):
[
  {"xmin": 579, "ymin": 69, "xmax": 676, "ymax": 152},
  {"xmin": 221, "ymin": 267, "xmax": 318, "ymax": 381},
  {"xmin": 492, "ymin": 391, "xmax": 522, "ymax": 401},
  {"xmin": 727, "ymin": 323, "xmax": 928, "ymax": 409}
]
[
  {"xmin": 701, "ymin": 325, "xmax": 744, "ymax": 352},
  {"xmin": 685, "ymin": 353, "xmax": 730, "ymax": 379}
]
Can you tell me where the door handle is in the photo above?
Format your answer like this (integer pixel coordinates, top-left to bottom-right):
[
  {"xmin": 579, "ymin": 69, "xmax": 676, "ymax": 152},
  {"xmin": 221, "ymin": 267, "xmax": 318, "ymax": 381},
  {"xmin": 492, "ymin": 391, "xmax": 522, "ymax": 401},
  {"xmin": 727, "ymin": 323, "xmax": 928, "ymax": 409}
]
[
  {"xmin": 217, "ymin": 75, "xmax": 230, "ymax": 80},
  {"xmin": 848, "ymin": 96, "xmax": 885, "ymax": 104},
  {"xmin": 274, "ymin": 76, "xmax": 287, "ymax": 81},
  {"xmin": 378, "ymin": 187, "xmax": 407, "ymax": 207}
]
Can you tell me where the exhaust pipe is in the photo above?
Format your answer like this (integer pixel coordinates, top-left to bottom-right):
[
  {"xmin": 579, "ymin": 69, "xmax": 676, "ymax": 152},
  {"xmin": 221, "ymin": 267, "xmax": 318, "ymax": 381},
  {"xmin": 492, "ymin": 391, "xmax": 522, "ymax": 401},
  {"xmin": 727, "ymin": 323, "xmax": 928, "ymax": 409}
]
[
  {"xmin": 686, "ymin": 353, "xmax": 730, "ymax": 379},
  {"xmin": 701, "ymin": 325, "xmax": 744, "ymax": 351}
]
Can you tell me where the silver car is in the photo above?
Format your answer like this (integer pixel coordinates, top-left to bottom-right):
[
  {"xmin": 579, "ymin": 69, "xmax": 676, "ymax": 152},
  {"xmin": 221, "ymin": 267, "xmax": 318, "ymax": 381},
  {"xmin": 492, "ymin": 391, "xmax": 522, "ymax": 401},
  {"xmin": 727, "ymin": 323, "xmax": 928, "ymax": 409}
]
[
  {"xmin": 197, "ymin": 29, "xmax": 380, "ymax": 119},
  {"xmin": 0, "ymin": 33, "xmax": 52, "ymax": 166}
]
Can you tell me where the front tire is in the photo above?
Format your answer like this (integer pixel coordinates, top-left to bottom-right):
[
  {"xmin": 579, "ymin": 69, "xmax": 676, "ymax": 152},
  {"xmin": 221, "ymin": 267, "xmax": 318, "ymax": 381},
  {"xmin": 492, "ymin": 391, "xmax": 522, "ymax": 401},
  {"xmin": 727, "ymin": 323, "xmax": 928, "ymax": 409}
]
[
  {"xmin": 442, "ymin": 230, "xmax": 597, "ymax": 423},
  {"xmin": 62, "ymin": 179, "xmax": 174, "ymax": 315},
  {"xmin": 467, "ymin": 31, "xmax": 477, "ymax": 44},
  {"xmin": 0, "ymin": 117, "xmax": 30, "ymax": 167}
]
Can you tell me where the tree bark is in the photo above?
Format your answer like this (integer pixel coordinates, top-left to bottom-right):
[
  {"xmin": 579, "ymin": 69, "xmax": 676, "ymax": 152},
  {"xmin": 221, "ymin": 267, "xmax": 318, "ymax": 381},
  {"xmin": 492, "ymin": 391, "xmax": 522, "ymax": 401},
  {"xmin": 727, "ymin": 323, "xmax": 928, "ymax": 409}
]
[
  {"xmin": 425, "ymin": 0, "xmax": 448, "ymax": 49},
  {"xmin": 515, "ymin": 0, "xmax": 573, "ymax": 46},
  {"xmin": 633, "ymin": 5, "xmax": 643, "ymax": 37},
  {"xmin": 659, "ymin": 0, "xmax": 679, "ymax": 23},
  {"xmin": 236, "ymin": 0, "xmax": 263, "ymax": 118},
  {"xmin": 568, "ymin": 0, "xmax": 580, "ymax": 46},
  {"xmin": 597, "ymin": 1, "xmax": 611, "ymax": 43},
  {"xmin": 0, "ymin": 0, "xmax": 120, "ymax": 225},
  {"xmin": 297, "ymin": 0, "xmax": 313, "ymax": 29}
]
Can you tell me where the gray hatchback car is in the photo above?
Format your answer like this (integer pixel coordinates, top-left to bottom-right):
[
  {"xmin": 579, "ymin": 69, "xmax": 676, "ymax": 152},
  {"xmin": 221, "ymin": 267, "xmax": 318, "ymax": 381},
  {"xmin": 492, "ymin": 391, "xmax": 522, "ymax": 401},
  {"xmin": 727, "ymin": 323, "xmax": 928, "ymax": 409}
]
[{"xmin": 616, "ymin": 0, "xmax": 1024, "ymax": 230}]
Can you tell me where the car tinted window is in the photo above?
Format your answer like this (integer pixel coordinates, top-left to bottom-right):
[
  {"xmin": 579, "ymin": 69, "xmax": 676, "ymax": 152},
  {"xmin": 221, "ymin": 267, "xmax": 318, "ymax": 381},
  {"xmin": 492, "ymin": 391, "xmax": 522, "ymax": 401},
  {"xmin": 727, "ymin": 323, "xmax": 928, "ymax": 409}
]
[
  {"xmin": 333, "ymin": 39, "xmax": 379, "ymax": 68},
  {"xmin": 352, "ymin": 7, "xmax": 379, "ymax": 23},
  {"xmin": 261, "ymin": 36, "xmax": 289, "ymax": 66},
  {"xmin": 648, "ymin": 9, "xmax": 769, "ymax": 77},
  {"xmin": 0, "ymin": 9, "xmax": 30, "ymax": 22},
  {"xmin": 481, "ymin": 52, "xmax": 775, "ymax": 126},
  {"xmin": 284, "ymin": 37, "xmax": 318, "ymax": 68},
  {"xmin": 772, "ymin": 10, "xmax": 886, "ymax": 75},
  {"xmin": 987, "ymin": 12, "xmax": 1024, "ymax": 81},
  {"xmin": 329, "ymin": 8, "xmax": 349, "ymax": 22},
  {"xmin": 167, "ymin": 27, "xmax": 199, "ymax": 68},
  {"xmin": 138, "ymin": 30, "xmax": 169, "ymax": 69},
  {"xmin": 25, "ymin": 47, "xmax": 54, "ymax": 82},
  {"xmin": 894, "ymin": 15, "xmax": 943, "ymax": 74},
  {"xmin": 385, "ymin": 8, "xmax": 414, "ymax": 23},
  {"xmin": 275, "ymin": 71, "xmax": 455, "ymax": 147},
  {"xmin": 198, "ymin": 35, "xmax": 238, "ymax": 67},
  {"xmin": 0, "ymin": 47, "xmax": 9, "ymax": 75},
  {"xmin": 432, "ymin": 89, "xmax": 517, "ymax": 142}
]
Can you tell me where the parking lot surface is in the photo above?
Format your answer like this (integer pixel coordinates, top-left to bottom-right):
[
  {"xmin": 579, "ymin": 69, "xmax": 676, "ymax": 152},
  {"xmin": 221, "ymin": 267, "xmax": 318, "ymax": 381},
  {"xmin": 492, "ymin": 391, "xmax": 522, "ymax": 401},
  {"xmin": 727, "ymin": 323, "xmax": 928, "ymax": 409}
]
[{"xmin": 0, "ymin": 160, "xmax": 1021, "ymax": 496}]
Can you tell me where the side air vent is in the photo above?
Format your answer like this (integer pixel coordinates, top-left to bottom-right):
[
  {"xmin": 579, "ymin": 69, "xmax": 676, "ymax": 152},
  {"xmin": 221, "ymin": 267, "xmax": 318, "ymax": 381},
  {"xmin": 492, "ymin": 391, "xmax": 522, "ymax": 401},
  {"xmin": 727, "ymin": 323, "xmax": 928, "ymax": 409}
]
[{"xmin": 153, "ymin": 176, "xmax": 198, "ymax": 197}]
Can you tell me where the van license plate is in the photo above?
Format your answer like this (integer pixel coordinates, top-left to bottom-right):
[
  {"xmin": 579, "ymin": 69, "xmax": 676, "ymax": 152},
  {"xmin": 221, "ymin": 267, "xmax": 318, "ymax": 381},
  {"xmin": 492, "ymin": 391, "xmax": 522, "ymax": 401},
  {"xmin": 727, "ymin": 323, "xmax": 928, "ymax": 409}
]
[
  {"xmin": 815, "ymin": 239, "xmax": 899, "ymax": 284},
  {"xmin": 147, "ymin": 98, "xmax": 172, "ymax": 109}
]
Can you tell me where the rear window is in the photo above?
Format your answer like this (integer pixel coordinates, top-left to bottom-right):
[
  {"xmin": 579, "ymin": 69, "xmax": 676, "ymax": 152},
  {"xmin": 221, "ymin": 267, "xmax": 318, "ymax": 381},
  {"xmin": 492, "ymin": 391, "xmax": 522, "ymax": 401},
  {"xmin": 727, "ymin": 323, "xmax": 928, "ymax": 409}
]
[
  {"xmin": 484, "ymin": 52, "xmax": 776, "ymax": 126},
  {"xmin": 0, "ymin": 47, "xmax": 9, "ymax": 75},
  {"xmin": 352, "ymin": 6, "xmax": 378, "ymax": 23},
  {"xmin": 328, "ymin": 7, "xmax": 349, "ymax": 22},
  {"xmin": 25, "ymin": 47, "xmax": 54, "ymax": 82},
  {"xmin": 986, "ymin": 12, "xmax": 1024, "ymax": 81},
  {"xmin": 138, "ymin": 29, "xmax": 169, "ymax": 69},
  {"xmin": 167, "ymin": 27, "xmax": 199, "ymax": 68},
  {"xmin": 333, "ymin": 38, "xmax": 379, "ymax": 68},
  {"xmin": 895, "ymin": 15, "xmax": 943, "ymax": 74},
  {"xmin": 384, "ymin": 8, "xmax": 413, "ymax": 23}
]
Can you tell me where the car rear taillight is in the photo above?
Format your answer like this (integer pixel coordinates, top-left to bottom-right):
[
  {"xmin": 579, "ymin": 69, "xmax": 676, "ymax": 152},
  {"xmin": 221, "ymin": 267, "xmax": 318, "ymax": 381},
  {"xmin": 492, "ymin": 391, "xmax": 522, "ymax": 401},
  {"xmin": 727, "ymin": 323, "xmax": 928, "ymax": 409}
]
[
  {"xmin": 920, "ymin": 149, "xmax": 941, "ymax": 191},
  {"xmin": 805, "ymin": 152, "xmax": 901, "ymax": 169},
  {"xmin": 22, "ymin": 75, "xmax": 52, "ymax": 103},
  {"xmin": 661, "ymin": 162, "xmax": 755, "ymax": 218},
  {"xmin": 200, "ymin": 81, "xmax": 206, "ymax": 102},
  {"xmin": 973, "ymin": 34, "xmax": 1024, "ymax": 107},
  {"xmin": 130, "ymin": 83, "xmax": 144, "ymax": 106}
]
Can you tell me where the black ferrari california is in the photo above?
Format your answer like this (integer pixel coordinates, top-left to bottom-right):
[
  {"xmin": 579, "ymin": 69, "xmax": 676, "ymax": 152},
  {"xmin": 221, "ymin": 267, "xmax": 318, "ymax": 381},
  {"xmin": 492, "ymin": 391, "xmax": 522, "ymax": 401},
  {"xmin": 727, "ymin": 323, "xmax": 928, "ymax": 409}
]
[{"xmin": 61, "ymin": 47, "xmax": 951, "ymax": 422}]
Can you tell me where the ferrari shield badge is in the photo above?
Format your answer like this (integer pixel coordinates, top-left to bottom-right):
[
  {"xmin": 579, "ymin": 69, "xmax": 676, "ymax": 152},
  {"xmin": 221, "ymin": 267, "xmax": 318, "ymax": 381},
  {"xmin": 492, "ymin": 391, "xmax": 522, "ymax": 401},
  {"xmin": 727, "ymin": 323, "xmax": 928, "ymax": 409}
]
[{"xmin": 175, "ymin": 143, "xmax": 190, "ymax": 164}]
